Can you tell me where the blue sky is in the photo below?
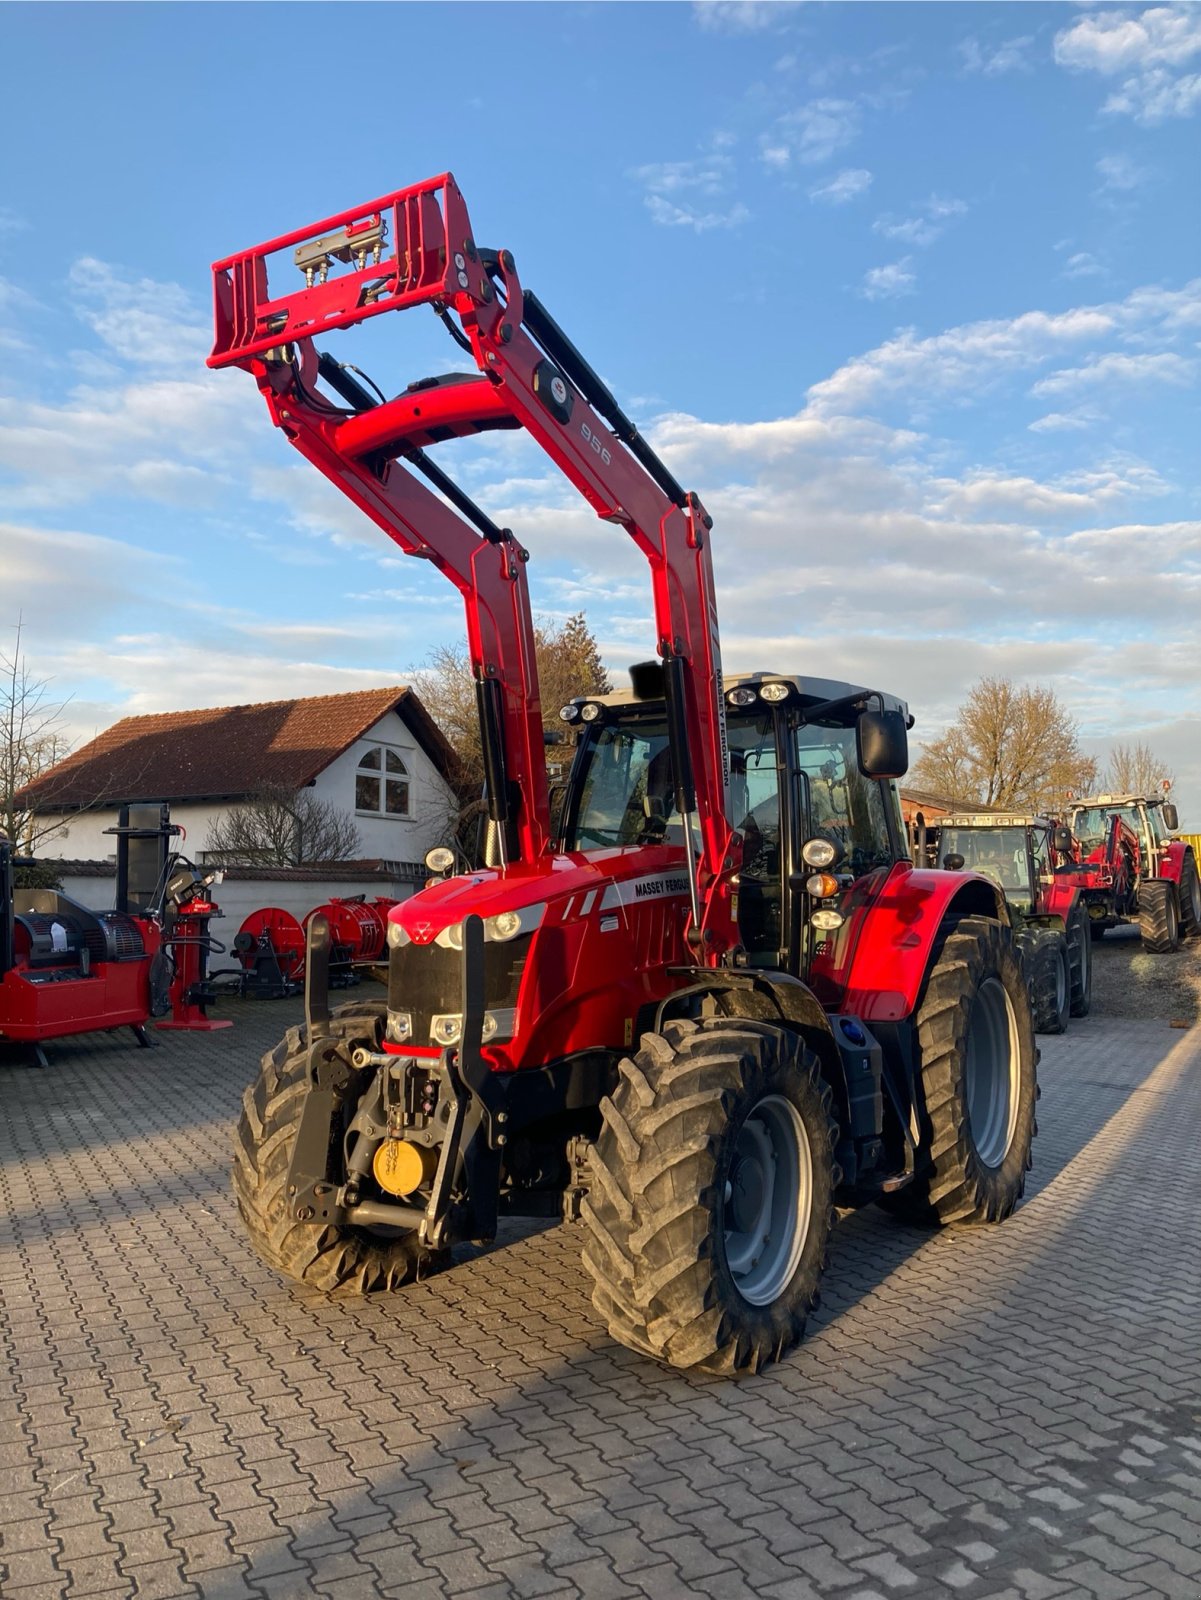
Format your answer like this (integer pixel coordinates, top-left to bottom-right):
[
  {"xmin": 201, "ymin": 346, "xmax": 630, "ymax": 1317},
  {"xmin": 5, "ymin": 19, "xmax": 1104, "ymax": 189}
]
[{"xmin": 2, "ymin": 2, "xmax": 1199, "ymax": 817}]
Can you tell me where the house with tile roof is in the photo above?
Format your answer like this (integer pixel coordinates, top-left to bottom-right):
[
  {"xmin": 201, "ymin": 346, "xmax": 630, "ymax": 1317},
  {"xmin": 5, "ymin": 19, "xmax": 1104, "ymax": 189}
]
[{"xmin": 15, "ymin": 687, "xmax": 460, "ymax": 871}]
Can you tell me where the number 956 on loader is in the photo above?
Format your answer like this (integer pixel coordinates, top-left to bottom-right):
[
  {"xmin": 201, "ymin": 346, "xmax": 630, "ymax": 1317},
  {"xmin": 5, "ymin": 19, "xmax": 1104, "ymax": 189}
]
[{"xmin": 211, "ymin": 175, "xmax": 1038, "ymax": 1375}]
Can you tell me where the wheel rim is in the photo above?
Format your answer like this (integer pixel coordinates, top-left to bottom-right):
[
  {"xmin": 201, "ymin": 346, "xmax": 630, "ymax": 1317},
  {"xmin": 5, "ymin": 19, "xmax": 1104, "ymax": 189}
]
[
  {"xmin": 723, "ymin": 1094, "xmax": 813, "ymax": 1307},
  {"xmin": 1055, "ymin": 947, "xmax": 1068, "ymax": 1015},
  {"xmin": 964, "ymin": 976, "xmax": 1020, "ymax": 1169}
]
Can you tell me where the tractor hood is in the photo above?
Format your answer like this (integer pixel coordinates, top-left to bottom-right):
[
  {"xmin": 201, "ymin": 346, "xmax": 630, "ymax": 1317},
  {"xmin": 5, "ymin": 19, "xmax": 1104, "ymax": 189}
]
[{"xmin": 390, "ymin": 845, "xmax": 688, "ymax": 945}]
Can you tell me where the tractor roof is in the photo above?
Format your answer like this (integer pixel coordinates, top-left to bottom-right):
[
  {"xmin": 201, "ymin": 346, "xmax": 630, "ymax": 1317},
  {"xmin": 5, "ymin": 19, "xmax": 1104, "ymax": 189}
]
[
  {"xmin": 577, "ymin": 672, "xmax": 910, "ymax": 721},
  {"xmin": 1070, "ymin": 793, "xmax": 1165, "ymax": 809},
  {"xmin": 938, "ymin": 814, "xmax": 1054, "ymax": 830}
]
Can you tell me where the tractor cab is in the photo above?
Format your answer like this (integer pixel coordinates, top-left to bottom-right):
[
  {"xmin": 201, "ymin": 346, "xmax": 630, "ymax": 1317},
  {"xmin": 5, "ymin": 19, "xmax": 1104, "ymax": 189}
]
[
  {"xmin": 560, "ymin": 671, "xmax": 910, "ymax": 981},
  {"xmin": 935, "ymin": 814, "xmax": 1055, "ymax": 916},
  {"xmin": 1070, "ymin": 793, "xmax": 1178, "ymax": 876}
]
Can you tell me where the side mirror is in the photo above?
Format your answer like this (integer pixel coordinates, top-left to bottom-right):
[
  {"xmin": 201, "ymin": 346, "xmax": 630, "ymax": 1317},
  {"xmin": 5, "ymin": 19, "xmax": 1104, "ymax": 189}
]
[
  {"xmin": 1162, "ymin": 802, "xmax": 1179, "ymax": 832},
  {"xmin": 856, "ymin": 708, "xmax": 908, "ymax": 780},
  {"xmin": 943, "ymin": 852, "xmax": 965, "ymax": 871},
  {"xmin": 1053, "ymin": 825, "xmax": 1073, "ymax": 854}
]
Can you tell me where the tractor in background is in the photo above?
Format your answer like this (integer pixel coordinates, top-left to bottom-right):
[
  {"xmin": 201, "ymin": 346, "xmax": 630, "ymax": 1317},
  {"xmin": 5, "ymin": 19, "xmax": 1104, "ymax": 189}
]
[
  {"xmin": 210, "ymin": 174, "xmax": 1038, "ymax": 1375},
  {"xmin": 935, "ymin": 814, "xmax": 1091, "ymax": 1034},
  {"xmin": 1062, "ymin": 790, "xmax": 1200, "ymax": 953}
]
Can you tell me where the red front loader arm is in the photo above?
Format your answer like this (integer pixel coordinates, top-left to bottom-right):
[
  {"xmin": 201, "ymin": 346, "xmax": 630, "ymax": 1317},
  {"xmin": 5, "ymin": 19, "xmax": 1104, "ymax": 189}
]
[{"xmin": 209, "ymin": 174, "xmax": 737, "ymax": 952}]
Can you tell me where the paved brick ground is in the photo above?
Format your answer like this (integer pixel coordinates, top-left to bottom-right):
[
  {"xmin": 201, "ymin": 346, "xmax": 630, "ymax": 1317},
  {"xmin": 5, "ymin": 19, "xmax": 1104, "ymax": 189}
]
[{"xmin": 2, "ymin": 993, "xmax": 1199, "ymax": 1600}]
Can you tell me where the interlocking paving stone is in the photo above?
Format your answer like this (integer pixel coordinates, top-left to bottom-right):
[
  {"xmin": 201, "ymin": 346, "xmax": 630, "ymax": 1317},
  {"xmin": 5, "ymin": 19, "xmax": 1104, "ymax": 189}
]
[{"xmin": 2, "ymin": 996, "xmax": 1199, "ymax": 1600}]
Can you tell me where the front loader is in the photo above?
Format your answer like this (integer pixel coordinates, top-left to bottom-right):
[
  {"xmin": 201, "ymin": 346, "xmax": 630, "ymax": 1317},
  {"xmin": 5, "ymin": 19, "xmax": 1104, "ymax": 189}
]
[
  {"xmin": 210, "ymin": 175, "xmax": 1038, "ymax": 1374},
  {"xmin": 1062, "ymin": 791, "xmax": 1201, "ymax": 953}
]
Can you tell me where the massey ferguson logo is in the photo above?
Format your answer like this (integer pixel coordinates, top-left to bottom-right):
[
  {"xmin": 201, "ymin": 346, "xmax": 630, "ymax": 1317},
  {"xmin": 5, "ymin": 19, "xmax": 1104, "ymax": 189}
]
[{"xmin": 634, "ymin": 876, "xmax": 689, "ymax": 900}]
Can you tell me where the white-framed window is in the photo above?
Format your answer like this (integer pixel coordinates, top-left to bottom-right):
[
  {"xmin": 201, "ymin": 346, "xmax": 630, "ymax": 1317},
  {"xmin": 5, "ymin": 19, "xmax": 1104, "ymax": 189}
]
[{"xmin": 355, "ymin": 745, "xmax": 411, "ymax": 817}]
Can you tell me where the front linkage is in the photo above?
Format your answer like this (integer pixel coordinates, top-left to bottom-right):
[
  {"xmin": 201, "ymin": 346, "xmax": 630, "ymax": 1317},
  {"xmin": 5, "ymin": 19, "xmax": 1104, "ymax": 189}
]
[{"xmin": 285, "ymin": 915, "xmax": 607, "ymax": 1250}]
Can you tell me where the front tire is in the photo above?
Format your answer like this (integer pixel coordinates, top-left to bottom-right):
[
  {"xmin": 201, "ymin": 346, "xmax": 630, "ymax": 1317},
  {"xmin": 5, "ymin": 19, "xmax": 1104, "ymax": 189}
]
[
  {"xmin": 1067, "ymin": 902, "xmax": 1092, "ymax": 1018},
  {"xmin": 582, "ymin": 1018, "xmax": 838, "ymax": 1375},
  {"xmin": 887, "ymin": 916, "xmax": 1037, "ymax": 1226},
  {"xmin": 1027, "ymin": 929, "xmax": 1070, "ymax": 1036},
  {"xmin": 232, "ymin": 1001, "xmax": 442, "ymax": 1293},
  {"xmin": 1139, "ymin": 879, "xmax": 1181, "ymax": 954}
]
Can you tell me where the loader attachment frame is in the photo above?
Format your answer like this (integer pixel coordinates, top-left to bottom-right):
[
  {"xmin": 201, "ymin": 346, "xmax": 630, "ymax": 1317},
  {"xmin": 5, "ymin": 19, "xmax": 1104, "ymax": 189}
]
[{"xmin": 210, "ymin": 174, "xmax": 736, "ymax": 951}]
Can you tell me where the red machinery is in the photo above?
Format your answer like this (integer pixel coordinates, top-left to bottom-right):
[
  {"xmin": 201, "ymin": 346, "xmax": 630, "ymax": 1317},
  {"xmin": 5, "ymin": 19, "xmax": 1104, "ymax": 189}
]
[
  {"xmin": 214, "ymin": 175, "xmax": 1037, "ymax": 1375},
  {"xmin": 304, "ymin": 896, "xmax": 395, "ymax": 967},
  {"xmin": 154, "ymin": 859, "xmax": 232, "ymax": 1032},
  {"xmin": 1060, "ymin": 789, "xmax": 1201, "ymax": 952},
  {"xmin": 0, "ymin": 838, "xmax": 166, "ymax": 1066},
  {"xmin": 230, "ymin": 907, "xmax": 307, "ymax": 996}
]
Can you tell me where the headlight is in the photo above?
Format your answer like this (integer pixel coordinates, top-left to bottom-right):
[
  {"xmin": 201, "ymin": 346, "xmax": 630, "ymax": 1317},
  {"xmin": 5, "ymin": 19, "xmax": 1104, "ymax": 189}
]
[
  {"xmin": 802, "ymin": 838, "xmax": 838, "ymax": 868},
  {"xmin": 580, "ymin": 702, "xmax": 602, "ymax": 722},
  {"xmin": 385, "ymin": 1010, "xmax": 412, "ymax": 1043},
  {"xmin": 485, "ymin": 911, "xmax": 522, "ymax": 942},
  {"xmin": 559, "ymin": 703, "xmax": 581, "ymax": 723},
  {"xmin": 759, "ymin": 681, "xmax": 791, "ymax": 703},
  {"xmin": 424, "ymin": 845, "xmax": 455, "ymax": 874},
  {"xmin": 387, "ymin": 920, "xmax": 410, "ymax": 949},
  {"xmin": 727, "ymin": 686, "xmax": 758, "ymax": 707},
  {"xmin": 805, "ymin": 873, "xmax": 840, "ymax": 899},
  {"xmin": 429, "ymin": 1008, "xmax": 516, "ymax": 1046},
  {"xmin": 811, "ymin": 909, "xmax": 845, "ymax": 931}
]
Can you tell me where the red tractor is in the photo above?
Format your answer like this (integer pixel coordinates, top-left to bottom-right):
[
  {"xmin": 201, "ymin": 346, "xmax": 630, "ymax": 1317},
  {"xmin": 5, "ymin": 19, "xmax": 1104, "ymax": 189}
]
[
  {"xmin": 1061, "ymin": 791, "xmax": 1200, "ymax": 953},
  {"xmin": 933, "ymin": 814, "xmax": 1091, "ymax": 1034},
  {"xmin": 210, "ymin": 175, "xmax": 1038, "ymax": 1374}
]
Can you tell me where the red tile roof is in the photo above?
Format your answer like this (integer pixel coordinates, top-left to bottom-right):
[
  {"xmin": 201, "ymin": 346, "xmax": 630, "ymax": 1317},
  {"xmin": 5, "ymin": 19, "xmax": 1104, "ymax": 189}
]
[{"xmin": 16, "ymin": 688, "xmax": 458, "ymax": 813}]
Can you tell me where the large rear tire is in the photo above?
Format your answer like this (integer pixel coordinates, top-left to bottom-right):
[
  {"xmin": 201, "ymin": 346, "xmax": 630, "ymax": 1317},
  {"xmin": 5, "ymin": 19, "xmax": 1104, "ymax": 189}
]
[
  {"xmin": 1067, "ymin": 902, "xmax": 1092, "ymax": 1018},
  {"xmin": 582, "ymin": 1018, "xmax": 838, "ymax": 1375},
  {"xmin": 886, "ymin": 916, "xmax": 1037, "ymax": 1226},
  {"xmin": 232, "ymin": 1001, "xmax": 442, "ymax": 1293},
  {"xmin": 1178, "ymin": 856, "xmax": 1201, "ymax": 940},
  {"xmin": 1139, "ymin": 879, "xmax": 1181, "ymax": 954}
]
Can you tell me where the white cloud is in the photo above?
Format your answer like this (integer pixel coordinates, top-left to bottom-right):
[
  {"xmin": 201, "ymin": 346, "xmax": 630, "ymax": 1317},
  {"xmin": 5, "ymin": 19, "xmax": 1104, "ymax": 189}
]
[
  {"xmin": 1062, "ymin": 251, "xmax": 1106, "ymax": 279},
  {"xmin": 1055, "ymin": 5, "xmax": 1201, "ymax": 122},
  {"xmin": 692, "ymin": 1, "xmax": 800, "ymax": 33},
  {"xmin": 1031, "ymin": 349, "xmax": 1194, "ymax": 396},
  {"xmin": 809, "ymin": 169, "xmax": 873, "ymax": 204},
  {"xmin": 760, "ymin": 99, "xmax": 861, "ymax": 168},
  {"xmin": 1028, "ymin": 410, "xmax": 1099, "ymax": 433},
  {"xmin": 633, "ymin": 152, "xmax": 750, "ymax": 232},
  {"xmin": 645, "ymin": 195, "xmax": 751, "ymax": 233},
  {"xmin": 873, "ymin": 195, "xmax": 967, "ymax": 248},
  {"xmin": 1096, "ymin": 151, "xmax": 1150, "ymax": 190},
  {"xmin": 959, "ymin": 35, "xmax": 1035, "ymax": 75},
  {"xmin": 861, "ymin": 259, "xmax": 917, "ymax": 301},
  {"xmin": 806, "ymin": 278, "xmax": 1200, "ymax": 417}
]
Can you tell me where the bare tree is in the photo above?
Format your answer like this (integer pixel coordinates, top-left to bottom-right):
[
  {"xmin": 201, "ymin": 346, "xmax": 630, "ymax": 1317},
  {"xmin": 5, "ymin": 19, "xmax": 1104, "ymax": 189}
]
[
  {"xmin": 413, "ymin": 612, "xmax": 612, "ymax": 831},
  {"xmin": 1, "ymin": 617, "xmax": 73, "ymax": 851},
  {"xmin": 911, "ymin": 677, "xmax": 1097, "ymax": 813},
  {"xmin": 1105, "ymin": 740, "xmax": 1174, "ymax": 796},
  {"xmin": 204, "ymin": 787, "xmax": 361, "ymax": 867}
]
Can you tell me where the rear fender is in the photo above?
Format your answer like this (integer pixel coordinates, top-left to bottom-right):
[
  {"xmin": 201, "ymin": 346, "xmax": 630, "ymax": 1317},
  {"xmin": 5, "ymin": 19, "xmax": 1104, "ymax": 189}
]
[
  {"xmin": 1158, "ymin": 841, "xmax": 1190, "ymax": 886},
  {"xmin": 842, "ymin": 866, "xmax": 1006, "ymax": 1025},
  {"xmin": 1036, "ymin": 877, "xmax": 1078, "ymax": 926}
]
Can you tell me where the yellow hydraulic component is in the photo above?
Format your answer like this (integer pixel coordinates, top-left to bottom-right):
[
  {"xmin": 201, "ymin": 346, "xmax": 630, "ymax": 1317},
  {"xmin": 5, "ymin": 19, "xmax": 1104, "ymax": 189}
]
[{"xmin": 373, "ymin": 1138, "xmax": 438, "ymax": 1197}]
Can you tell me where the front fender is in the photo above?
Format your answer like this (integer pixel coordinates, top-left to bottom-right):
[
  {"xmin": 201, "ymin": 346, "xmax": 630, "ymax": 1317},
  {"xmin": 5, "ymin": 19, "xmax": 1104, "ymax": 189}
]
[
  {"xmin": 1158, "ymin": 841, "xmax": 1191, "ymax": 885},
  {"xmin": 841, "ymin": 863, "xmax": 1006, "ymax": 1025}
]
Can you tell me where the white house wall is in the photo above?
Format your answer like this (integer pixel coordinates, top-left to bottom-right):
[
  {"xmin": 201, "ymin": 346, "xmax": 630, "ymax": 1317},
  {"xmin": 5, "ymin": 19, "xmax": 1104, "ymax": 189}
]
[
  {"xmin": 32, "ymin": 709, "xmax": 457, "ymax": 869},
  {"xmin": 57, "ymin": 871, "xmax": 419, "ymax": 925},
  {"xmin": 313, "ymin": 710, "xmax": 455, "ymax": 860}
]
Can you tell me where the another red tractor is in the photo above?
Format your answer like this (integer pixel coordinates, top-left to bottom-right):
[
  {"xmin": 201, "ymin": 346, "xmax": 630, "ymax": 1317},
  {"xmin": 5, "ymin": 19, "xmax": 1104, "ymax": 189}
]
[
  {"xmin": 933, "ymin": 814, "xmax": 1091, "ymax": 1034},
  {"xmin": 1061, "ymin": 791, "xmax": 1200, "ymax": 953},
  {"xmin": 210, "ymin": 175, "xmax": 1038, "ymax": 1374}
]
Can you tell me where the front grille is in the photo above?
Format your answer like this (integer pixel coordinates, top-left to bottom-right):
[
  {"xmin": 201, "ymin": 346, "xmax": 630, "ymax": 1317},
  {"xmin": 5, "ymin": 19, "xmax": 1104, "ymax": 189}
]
[{"xmin": 388, "ymin": 935, "xmax": 531, "ymax": 1045}]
